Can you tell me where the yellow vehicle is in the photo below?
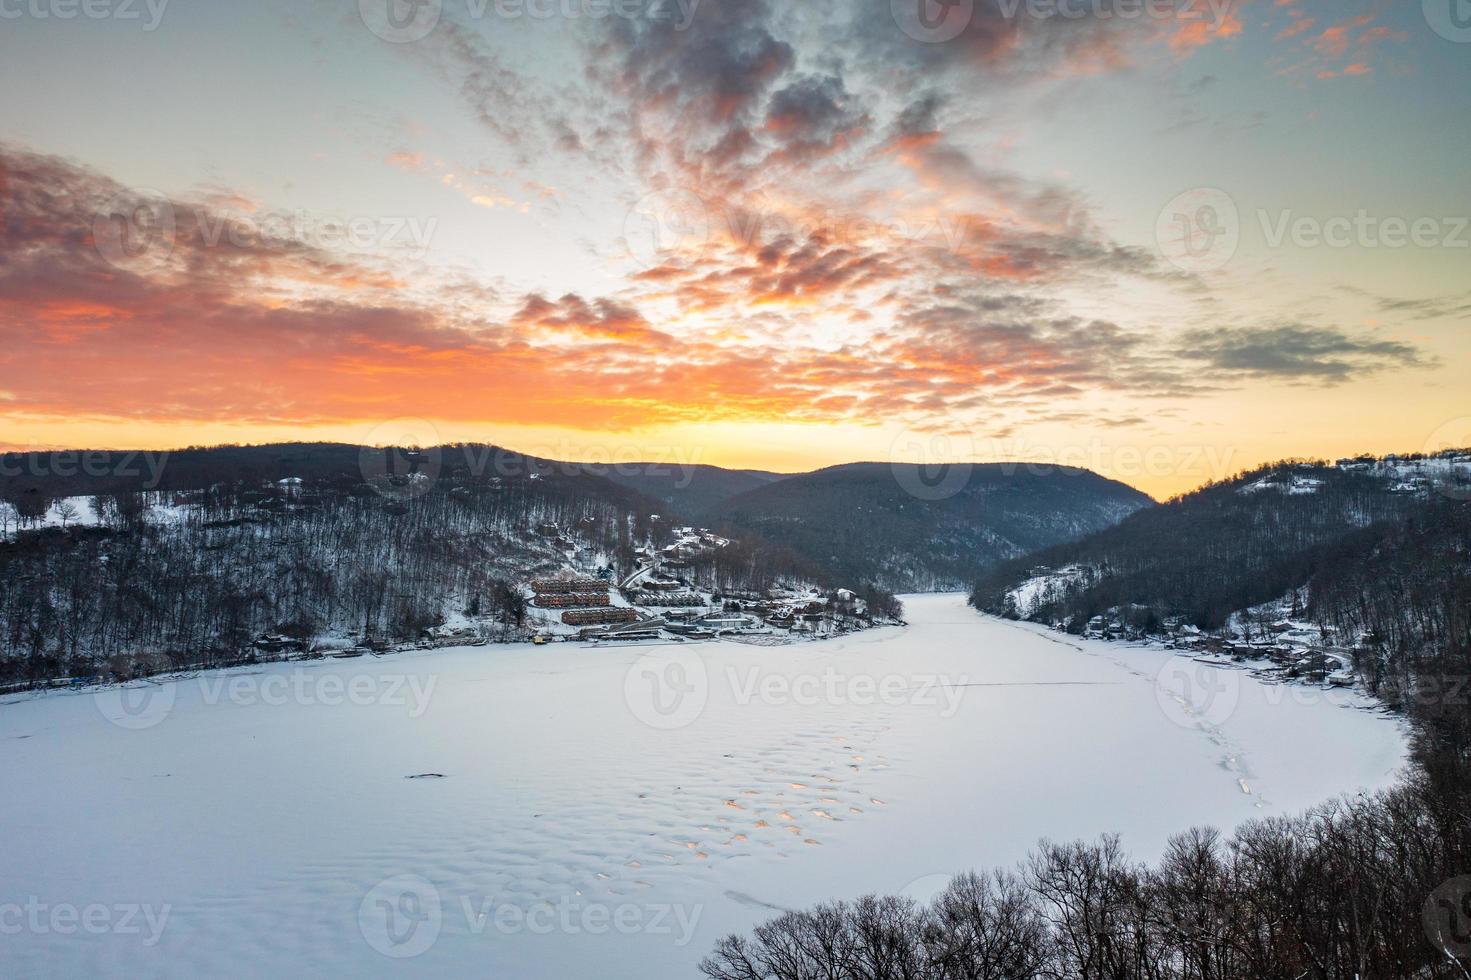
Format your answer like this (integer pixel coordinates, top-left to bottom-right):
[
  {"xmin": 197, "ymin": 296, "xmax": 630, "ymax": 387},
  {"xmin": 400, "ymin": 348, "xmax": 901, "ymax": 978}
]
[{"xmin": 531, "ymin": 635, "xmax": 548, "ymax": 646}]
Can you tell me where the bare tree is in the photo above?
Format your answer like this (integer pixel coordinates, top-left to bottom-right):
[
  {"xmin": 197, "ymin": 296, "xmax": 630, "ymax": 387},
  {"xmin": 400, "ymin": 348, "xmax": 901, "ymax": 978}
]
[{"xmin": 53, "ymin": 498, "xmax": 80, "ymax": 529}]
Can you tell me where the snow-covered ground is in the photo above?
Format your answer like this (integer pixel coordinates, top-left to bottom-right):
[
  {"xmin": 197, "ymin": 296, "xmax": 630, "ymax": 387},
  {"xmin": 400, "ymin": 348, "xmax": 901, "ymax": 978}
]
[
  {"xmin": 0, "ymin": 493, "xmax": 194, "ymax": 538},
  {"xmin": 0, "ymin": 594, "xmax": 1407, "ymax": 978},
  {"xmin": 1006, "ymin": 564, "xmax": 1090, "ymax": 617}
]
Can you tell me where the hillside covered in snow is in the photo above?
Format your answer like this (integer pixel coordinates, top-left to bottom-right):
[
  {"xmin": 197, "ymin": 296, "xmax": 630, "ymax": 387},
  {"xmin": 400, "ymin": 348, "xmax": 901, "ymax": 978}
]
[
  {"xmin": 0, "ymin": 444, "xmax": 1152, "ymax": 686},
  {"xmin": 971, "ymin": 449, "xmax": 1471, "ymax": 717},
  {"xmin": 0, "ymin": 444, "xmax": 838, "ymax": 688}
]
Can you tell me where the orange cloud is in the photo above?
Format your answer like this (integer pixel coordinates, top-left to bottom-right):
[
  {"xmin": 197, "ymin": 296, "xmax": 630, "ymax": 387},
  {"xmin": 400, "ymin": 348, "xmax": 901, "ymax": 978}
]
[{"xmin": 1171, "ymin": 9, "xmax": 1243, "ymax": 53}]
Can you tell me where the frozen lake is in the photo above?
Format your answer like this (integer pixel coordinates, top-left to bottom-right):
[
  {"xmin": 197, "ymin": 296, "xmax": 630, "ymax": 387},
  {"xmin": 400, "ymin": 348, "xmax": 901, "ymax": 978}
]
[{"xmin": 0, "ymin": 594, "xmax": 1407, "ymax": 977}]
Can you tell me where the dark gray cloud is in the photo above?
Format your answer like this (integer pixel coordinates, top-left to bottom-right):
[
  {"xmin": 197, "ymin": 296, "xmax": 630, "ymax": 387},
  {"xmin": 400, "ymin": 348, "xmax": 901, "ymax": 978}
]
[
  {"xmin": 1178, "ymin": 325, "xmax": 1431, "ymax": 382},
  {"xmin": 1341, "ymin": 286, "xmax": 1471, "ymax": 322},
  {"xmin": 762, "ymin": 74, "xmax": 871, "ymax": 162},
  {"xmin": 593, "ymin": 0, "xmax": 795, "ymax": 149}
]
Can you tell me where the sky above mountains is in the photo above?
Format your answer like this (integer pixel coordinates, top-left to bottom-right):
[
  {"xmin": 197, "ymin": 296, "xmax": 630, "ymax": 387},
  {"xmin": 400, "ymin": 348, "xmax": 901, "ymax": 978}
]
[{"xmin": 1, "ymin": 0, "xmax": 1468, "ymax": 497}]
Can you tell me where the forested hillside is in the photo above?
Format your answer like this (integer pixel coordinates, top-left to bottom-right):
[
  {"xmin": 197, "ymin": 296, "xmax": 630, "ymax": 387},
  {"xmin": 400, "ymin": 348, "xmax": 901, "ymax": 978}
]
[
  {"xmin": 1308, "ymin": 497, "xmax": 1471, "ymax": 701},
  {"xmin": 970, "ymin": 451, "xmax": 1471, "ymax": 709},
  {"xmin": 708, "ymin": 462, "xmax": 1153, "ymax": 592},
  {"xmin": 0, "ymin": 441, "xmax": 656, "ymax": 679},
  {"xmin": 587, "ymin": 462, "xmax": 788, "ymax": 520}
]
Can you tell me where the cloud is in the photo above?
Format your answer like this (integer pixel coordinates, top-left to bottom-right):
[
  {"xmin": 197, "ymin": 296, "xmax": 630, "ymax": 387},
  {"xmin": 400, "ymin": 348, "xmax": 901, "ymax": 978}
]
[
  {"xmin": 1178, "ymin": 324, "xmax": 1431, "ymax": 381},
  {"xmin": 0, "ymin": 145, "xmax": 1212, "ymax": 436},
  {"xmin": 512, "ymin": 293, "xmax": 673, "ymax": 346},
  {"xmin": 1342, "ymin": 287, "xmax": 1471, "ymax": 323}
]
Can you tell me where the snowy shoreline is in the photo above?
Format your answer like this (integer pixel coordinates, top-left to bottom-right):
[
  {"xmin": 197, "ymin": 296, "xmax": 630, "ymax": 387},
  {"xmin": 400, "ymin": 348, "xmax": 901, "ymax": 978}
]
[{"xmin": 0, "ymin": 594, "xmax": 1407, "ymax": 978}]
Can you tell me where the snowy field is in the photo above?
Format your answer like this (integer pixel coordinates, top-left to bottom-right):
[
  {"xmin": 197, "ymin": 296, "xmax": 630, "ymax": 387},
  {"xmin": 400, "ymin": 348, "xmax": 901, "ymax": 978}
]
[{"xmin": 0, "ymin": 594, "xmax": 1407, "ymax": 978}]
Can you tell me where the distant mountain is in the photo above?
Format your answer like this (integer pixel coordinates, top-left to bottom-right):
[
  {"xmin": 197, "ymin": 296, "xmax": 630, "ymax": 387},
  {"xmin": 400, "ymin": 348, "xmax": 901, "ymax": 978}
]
[
  {"xmin": 587, "ymin": 463, "xmax": 788, "ymax": 520},
  {"xmin": 0, "ymin": 442, "xmax": 655, "ymax": 504},
  {"xmin": 971, "ymin": 450, "xmax": 1471, "ymax": 633},
  {"xmin": 704, "ymin": 462, "xmax": 1154, "ymax": 592}
]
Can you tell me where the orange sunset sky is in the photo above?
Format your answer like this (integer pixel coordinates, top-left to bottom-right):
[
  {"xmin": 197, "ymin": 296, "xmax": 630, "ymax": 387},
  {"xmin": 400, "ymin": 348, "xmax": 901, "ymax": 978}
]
[{"xmin": 2, "ymin": 0, "xmax": 1468, "ymax": 498}]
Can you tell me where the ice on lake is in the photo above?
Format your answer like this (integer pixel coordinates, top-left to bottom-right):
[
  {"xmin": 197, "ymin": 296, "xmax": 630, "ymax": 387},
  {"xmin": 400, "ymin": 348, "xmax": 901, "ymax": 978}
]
[{"xmin": 0, "ymin": 594, "xmax": 1406, "ymax": 977}]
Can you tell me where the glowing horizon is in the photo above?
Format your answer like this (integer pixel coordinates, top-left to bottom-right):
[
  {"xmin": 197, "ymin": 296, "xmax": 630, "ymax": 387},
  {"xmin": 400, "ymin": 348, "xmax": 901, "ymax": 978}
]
[{"xmin": 2, "ymin": 0, "xmax": 1469, "ymax": 501}]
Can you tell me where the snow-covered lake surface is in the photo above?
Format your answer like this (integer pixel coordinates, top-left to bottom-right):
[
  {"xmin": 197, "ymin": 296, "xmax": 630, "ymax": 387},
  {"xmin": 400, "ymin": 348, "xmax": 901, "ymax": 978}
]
[{"xmin": 0, "ymin": 594, "xmax": 1407, "ymax": 978}]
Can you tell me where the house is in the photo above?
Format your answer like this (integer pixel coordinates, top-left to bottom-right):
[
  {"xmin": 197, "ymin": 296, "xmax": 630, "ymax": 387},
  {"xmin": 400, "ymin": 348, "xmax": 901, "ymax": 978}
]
[
  {"xmin": 563, "ymin": 608, "xmax": 641, "ymax": 627},
  {"xmin": 533, "ymin": 592, "xmax": 610, "ymax": 609},
  {"xmin": 697, "ymin": 614, "xmax": 754, "ymax": 631},
  {"xmin": 531, "ymin": 578, "xmax": 607, "ymax": 595},
  {"xmin": 587, "ymin": 619, "xmax": 666, "ymax": 643}
]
